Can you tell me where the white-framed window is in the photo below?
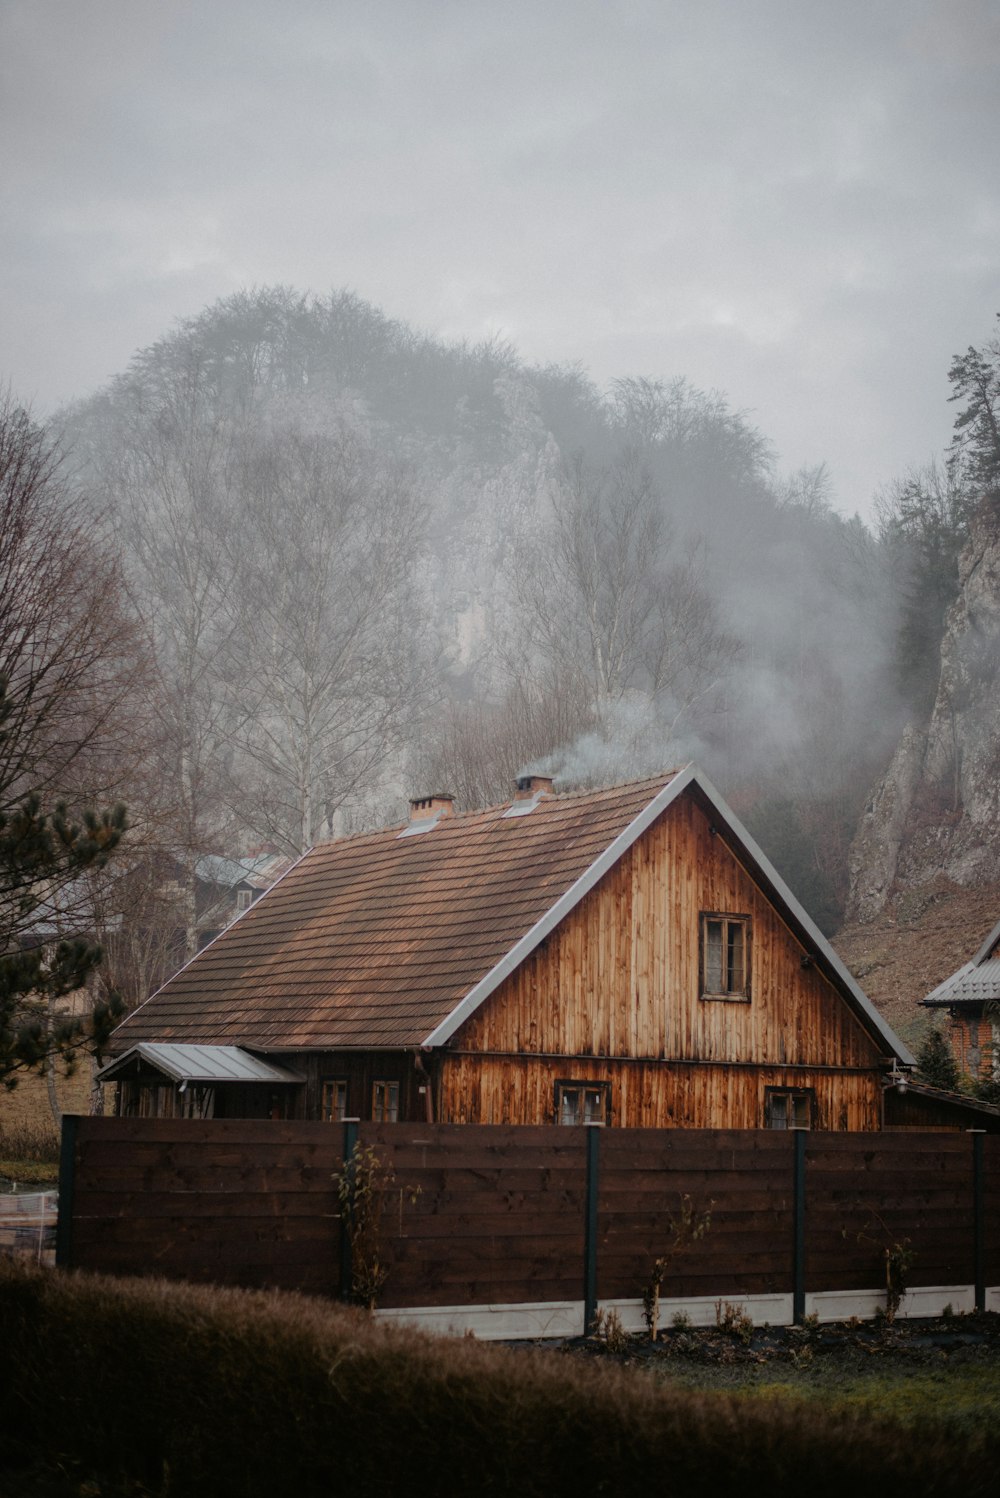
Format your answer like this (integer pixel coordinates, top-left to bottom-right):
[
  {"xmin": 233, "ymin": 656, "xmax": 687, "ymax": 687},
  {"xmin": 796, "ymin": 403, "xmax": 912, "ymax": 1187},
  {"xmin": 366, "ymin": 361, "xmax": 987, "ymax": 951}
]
[
  {"xmin": 766, "ymin": 1088, "xmax": 813, "ymax": 1130},
  {"xmin": 321, "ymin": 1078, "xmax": 348, "ymax": 1122},
  {"xmin": 235, "ymin": 888, "xmax": 254, "ymax": 914},
  {"xmin": 372, "ymin": 1079, "xmax": 399, "ymax": 1123},
  {"xmin": 555, "ymin": 1081, "xmax": 608, "ymax": 1126},
  {"xmin": 701, "ymin": 912, "xmax": 751, "ymax": 1000}
]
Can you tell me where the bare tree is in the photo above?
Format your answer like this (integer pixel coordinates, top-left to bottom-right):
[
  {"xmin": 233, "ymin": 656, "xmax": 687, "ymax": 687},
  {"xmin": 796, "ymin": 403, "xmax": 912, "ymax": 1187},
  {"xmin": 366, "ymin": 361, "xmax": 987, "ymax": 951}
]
[
  {"xmin": 97, "ymin": 353, "xmax": 243, "ymax": 955},
  {"xmin": 513, "ymin": 450, "xmax": 741, "ymax": 738},
  {"xmin": 412, "ymin": 668, "xmax": 596, "ymax": 811},
  {"xmin": 226, "ymin": 421, "xmax": 433, "ymax": 851},
  {"xmin": 0, "ymin": 395, "xmax": 144, "ymax": 1095}
]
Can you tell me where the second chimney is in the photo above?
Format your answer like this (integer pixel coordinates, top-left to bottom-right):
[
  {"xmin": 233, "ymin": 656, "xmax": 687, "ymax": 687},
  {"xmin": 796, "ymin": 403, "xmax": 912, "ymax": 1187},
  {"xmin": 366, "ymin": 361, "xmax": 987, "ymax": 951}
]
[{"xmin": 513, "ymin": 774, "xmax": 554, "ymax": 800}]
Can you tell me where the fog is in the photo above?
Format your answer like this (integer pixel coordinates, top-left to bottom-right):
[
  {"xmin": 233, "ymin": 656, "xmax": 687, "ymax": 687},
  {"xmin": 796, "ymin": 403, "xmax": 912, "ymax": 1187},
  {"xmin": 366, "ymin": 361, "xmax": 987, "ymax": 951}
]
[
  {"xmin": 3, "ymin": 0, "xmax": 999, "ymax": 517},
  {"xmin": 2, "ymin": 3, "xmax": 998, "ymax": 977}
]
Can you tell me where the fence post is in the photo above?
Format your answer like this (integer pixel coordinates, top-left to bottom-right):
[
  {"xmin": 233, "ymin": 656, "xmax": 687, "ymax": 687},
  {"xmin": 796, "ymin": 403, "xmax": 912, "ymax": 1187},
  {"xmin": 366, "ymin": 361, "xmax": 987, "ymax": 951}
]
[
  {"xmin": 792, "ymin": 1127, "xmax": 806, "ymax": 1324},
  {"xmin": 970, "ymin": 1131, "xmax": 985, "ymax": 1314},
  {"xmin": 339, "ymin": 1118, "xmax": 359, "ymax": 1302},
  {"xmin": 583, "ymin": 1124, "xmax": 602, "ymax": 1336},
  {"xmin": 55, "ymin": 1113, "xmax": 79, "ymax": 1269}
]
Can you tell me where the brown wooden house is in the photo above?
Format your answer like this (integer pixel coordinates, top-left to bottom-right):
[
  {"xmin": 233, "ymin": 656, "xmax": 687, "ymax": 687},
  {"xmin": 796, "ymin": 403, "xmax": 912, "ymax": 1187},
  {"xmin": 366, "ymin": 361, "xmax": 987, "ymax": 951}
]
[{"xmin": 100, "ymin": 767, "xmax": 916, "ymax": 1130}]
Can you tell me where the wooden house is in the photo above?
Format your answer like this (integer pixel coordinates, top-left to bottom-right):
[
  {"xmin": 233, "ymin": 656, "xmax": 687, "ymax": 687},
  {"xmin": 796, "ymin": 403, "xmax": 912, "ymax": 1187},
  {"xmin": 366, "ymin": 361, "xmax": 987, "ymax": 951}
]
[
  {"xmin": 100, "ymin": 767, "xmax": 916, "ymax": 1130},
  {"xmin": 921, "ymin": 918, "xmax": 1000, "ymax": 1086}
]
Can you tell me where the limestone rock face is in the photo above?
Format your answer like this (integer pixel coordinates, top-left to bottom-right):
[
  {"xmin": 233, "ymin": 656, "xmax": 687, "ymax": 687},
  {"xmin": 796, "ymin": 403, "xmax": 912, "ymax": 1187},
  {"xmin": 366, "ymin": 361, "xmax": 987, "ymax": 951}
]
[{"xmin": 846, "ymin": 503, "xmax": 1000, "ymax": 922}]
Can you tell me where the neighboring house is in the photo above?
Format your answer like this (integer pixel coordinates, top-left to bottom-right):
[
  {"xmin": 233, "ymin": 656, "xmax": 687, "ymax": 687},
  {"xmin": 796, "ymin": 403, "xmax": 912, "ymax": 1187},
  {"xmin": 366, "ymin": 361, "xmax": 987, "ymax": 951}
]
[
  {"xmin": 194, "ymin": 852, "xmax": 294, "ymax": 947},
  {"xmin": 921, "ymin": 918, "xmax": 1000, "ymax": 1084},
  {"xmin": 100, "ymin": 766, "xmax": 924, "ymax": 1131}
]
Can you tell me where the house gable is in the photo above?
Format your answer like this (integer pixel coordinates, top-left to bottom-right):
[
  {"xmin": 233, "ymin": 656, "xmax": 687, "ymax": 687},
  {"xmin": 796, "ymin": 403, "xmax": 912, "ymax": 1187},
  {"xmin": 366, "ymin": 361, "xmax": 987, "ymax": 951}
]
[{"xmin": 451, "ymin": 792, "xmax": 886, "ymax": 1072}]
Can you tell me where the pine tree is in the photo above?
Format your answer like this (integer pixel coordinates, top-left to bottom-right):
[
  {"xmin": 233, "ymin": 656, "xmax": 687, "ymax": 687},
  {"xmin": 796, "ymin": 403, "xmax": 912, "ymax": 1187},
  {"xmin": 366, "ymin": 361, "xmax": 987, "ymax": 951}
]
[
  {"xmin": 0, "ymin": 685, "xmax": 128, "ymax": 1087},
  {"xmin": 0, "ymin": 397, "xmax": 134, "ymax": 1088},
  {"xmin": 948, "ymin": 313, "xmax": 1000, "ymax": 495},
  {"xmin": 915, "ymin": 1027, "xmax": 961, "ymax": 1092}
]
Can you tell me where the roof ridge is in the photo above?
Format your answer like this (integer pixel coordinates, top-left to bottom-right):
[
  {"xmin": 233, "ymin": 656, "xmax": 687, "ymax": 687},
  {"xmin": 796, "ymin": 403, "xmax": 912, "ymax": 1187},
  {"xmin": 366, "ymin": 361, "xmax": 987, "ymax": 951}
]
[{"xmin": 305, "ymin": 770, "xmax": 683, "ymax": 854}]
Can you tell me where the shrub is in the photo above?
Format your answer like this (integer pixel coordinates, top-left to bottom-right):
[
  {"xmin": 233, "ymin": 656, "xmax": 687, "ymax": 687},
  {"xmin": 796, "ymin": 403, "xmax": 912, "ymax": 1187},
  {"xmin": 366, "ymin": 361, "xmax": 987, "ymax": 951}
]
[{"xmin": 1, "ymin": 1262, "xmax": 996, "ymax": 1498}]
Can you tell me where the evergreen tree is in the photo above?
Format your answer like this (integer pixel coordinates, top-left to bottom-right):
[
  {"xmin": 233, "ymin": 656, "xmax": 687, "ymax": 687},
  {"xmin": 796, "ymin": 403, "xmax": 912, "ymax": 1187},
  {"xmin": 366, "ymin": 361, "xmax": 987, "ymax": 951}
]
[
  {"xmin": 0, "ymin": 679, "xmax": 127, "ymax": 1085},
  {"xmin": 915, "ymin": 1027, "xmax": 961, "ymax": 1092},
  {"xmin": 948, "ymin": 312, "xmax": 1000, "ymax": 495}
]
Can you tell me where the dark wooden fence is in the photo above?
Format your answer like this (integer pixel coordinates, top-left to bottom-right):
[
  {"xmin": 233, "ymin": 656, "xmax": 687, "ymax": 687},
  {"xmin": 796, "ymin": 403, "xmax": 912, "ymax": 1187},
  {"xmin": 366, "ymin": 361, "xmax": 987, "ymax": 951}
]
[{"xmin": 57, "ymin": 1118, "xmax": 998, "ymax": 1327}]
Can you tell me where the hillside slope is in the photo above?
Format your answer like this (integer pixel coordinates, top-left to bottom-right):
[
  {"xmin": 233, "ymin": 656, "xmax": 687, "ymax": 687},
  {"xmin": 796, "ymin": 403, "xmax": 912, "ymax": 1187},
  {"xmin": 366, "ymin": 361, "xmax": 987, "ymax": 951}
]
[{"xmin": 832, "ymin": 878, "xmax": 1000, "ymax": 1051}]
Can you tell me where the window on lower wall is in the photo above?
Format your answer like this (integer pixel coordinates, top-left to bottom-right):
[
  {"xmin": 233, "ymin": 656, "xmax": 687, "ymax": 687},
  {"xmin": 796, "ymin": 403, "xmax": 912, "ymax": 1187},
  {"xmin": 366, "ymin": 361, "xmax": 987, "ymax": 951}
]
[
  {"xmin": 372, "ymin": 1079, "xmax": 399, "ymax": 1123},
  {"xmin": 555, "ymin": 1081, "xmax": 608, "ymax": 1126},
  {"xmin": 766, "ymin": 1088, "xmax": 813, "ymax": 1129},
  {"xmin": 701, "ymin": 913, "xmax": 751, "ymax": 1000},
  {"xmin": 321, "ymin": 1078, "xmax": 348, "ymax": 1122}
]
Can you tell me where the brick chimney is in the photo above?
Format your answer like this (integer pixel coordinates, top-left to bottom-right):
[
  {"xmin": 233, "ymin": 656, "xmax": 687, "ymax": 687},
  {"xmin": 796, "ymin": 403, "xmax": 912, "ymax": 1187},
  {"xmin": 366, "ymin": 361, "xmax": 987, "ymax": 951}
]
[
  {"xmin": 503, "ymin": 774, "xmax": 555, "ymax": 819},
  {"xmin": 408, "ymin": 794, "xmax": 454, "ymax": 822},
  {"xmin": 513, "ymin": 774, "xmax": 554, "ymax": 800}
]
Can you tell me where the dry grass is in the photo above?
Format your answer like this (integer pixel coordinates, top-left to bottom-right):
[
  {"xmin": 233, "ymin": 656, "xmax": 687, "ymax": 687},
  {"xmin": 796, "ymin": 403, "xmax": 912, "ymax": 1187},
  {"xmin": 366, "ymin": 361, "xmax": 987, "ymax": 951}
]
[
  {"xmin": 1, "ymin": 1262, "xmax": 996, "ymax": 1498},
  {"xmin": 0, "ymin": 1067, "xmax": 90, "ymax": 1136}
]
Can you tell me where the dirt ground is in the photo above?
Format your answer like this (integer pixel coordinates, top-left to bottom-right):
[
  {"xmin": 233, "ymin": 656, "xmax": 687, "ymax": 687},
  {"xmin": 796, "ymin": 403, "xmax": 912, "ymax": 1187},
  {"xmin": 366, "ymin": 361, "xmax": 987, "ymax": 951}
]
[
  {"xmin": 557, "ymin": 1309, "xmax": 1000, "ymax": 1391},
  {"xmin": 832, "ymin": 879, "xmax": 1000, "ymax": 1051}
]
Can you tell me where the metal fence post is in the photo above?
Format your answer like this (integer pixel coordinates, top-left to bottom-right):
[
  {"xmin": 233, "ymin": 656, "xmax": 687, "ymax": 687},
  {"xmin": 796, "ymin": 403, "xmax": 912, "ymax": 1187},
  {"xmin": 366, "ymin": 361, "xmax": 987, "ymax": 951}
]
[
  {"xmin": 970, "ymin": 1130, "xmax": 985, "ymax": 1314},
  {"xmin": 792, "ymin": 1127, "xmax": 807, "ymax": 1323},
  {"xmin": 583, "ymin": 1123, "xmax": 602, "ymax": 1336},
  {"xmin": 339, "ymin": 1118, "xmax": 359, "ymax": 1302},
  {"xmin": 55, "ymin": 1113, "xmax": 79, "ymax": 1269}
]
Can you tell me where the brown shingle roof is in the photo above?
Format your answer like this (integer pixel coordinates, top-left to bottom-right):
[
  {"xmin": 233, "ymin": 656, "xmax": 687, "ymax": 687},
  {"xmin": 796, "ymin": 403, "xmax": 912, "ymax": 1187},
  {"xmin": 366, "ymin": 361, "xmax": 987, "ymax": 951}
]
[{"xmin": 112, "ymin": 773, "xmax": 681, "ymax": 1054}]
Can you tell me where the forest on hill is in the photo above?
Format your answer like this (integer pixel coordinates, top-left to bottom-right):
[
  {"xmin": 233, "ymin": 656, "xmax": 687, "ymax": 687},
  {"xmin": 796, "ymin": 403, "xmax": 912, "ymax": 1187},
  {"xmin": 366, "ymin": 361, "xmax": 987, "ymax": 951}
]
[{"xmin": 3, "ymin": 292, "xmax": 997, "ymax": 1034}]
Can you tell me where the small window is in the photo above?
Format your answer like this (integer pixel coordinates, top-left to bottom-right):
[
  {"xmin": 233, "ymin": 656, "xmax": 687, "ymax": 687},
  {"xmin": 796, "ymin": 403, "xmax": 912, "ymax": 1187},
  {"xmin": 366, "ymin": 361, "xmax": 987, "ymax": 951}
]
[
  {"xmin": 321, "ymin": 1078, "xmax": 348, "ymax": 1122},
  {"xmin": 701, "ymin": 913, "xmax": 750, "ymax": 1000},
  {"xmin": 766, "ymin": 1089, "xmax": 813, "ymax": 1130},
  {"xmin": 372, "ymin": 1079, "xmax": 399, "ymax": 1123},
  {"xmin": 555, "ymin": 1081, "xmax": 608, "ymax": 1126},
  {"xmin": 236, "ymin": 888, "xmax": 254, "ymax": 914}
]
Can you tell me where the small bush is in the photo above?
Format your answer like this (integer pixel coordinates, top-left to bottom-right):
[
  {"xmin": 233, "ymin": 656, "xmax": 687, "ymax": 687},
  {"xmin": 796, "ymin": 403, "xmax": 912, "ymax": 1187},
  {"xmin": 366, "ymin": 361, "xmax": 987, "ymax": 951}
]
[
  {"xmin": 715, "ymin": 1299, "xmax": 755, "ymax": 1345},
  {"xmin": 591, "ymin": 1307, "xmax": 630, "ymax": 1354}
]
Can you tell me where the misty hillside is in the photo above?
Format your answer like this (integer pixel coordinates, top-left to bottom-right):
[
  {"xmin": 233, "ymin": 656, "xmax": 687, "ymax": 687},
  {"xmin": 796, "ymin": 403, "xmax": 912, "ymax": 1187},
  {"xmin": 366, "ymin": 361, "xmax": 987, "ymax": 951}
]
[{"xmin": 25, "ymin": 290, "xmax": 991, "ymax": 1007}]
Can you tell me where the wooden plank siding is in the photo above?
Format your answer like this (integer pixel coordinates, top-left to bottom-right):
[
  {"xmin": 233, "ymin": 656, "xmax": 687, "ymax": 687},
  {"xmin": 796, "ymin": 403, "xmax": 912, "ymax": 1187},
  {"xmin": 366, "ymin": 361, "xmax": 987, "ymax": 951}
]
[
  {"xmin": 802, "ymin": 1134, "xmax": 976, "ymax": 1292},
  {"xmin": 441, "ymin": 796, "xmax": 884, "ymax": 1129},
  {"xmin": 61, "ymin": 1121, "xmax": 998, "ymax": 1318},
  {"xmin": 360, "ymin": 1124, "xmax": 587, "ymax": 1308},
  {"xmin": 68, "ymin": 1119, "xmax": 346, "ymax": 1297},
  {"xmin": 594, "ymin": 1129, "xmax": 792, "ymax": 1300}
]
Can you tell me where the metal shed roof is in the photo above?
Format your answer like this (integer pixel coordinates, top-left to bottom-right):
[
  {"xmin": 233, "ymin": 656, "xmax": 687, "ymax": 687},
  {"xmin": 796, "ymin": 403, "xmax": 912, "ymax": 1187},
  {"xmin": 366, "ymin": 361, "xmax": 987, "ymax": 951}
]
[
  {"xmin": 923, "ymin": 957, "xmax": 1000, "ymax": 1009},
  {"xmin": 95, "ymin": 1043, "xmax": 304, "ymax": 1086}
]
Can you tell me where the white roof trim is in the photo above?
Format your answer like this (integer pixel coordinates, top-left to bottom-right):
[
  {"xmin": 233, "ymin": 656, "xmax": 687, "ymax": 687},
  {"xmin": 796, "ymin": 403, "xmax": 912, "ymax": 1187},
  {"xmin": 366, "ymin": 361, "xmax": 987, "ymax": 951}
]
[{"xmin": 422, "ymin": 764, "xmax": 914, "ymax": 1066}]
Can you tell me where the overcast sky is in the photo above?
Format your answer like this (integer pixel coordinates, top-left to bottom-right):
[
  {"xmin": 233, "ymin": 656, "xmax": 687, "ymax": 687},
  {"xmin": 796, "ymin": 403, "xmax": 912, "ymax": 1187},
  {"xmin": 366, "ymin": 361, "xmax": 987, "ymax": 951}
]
[{"xmin": 2, "ymin": 0, "xmax": 998, "ymax": 517}]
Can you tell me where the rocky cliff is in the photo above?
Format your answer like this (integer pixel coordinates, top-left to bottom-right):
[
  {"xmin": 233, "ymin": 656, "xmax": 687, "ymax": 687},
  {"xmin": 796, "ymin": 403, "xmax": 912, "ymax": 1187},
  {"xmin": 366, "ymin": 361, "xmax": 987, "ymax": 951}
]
[{"xmin": 847, "ymin": 500, "xmax": 1000, "ymax": 923}]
